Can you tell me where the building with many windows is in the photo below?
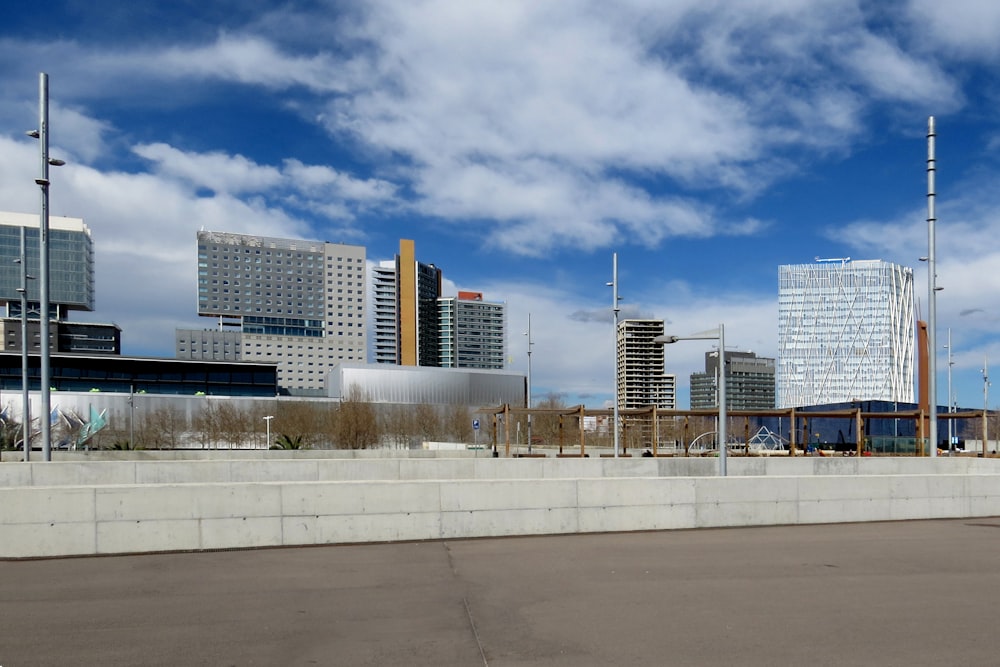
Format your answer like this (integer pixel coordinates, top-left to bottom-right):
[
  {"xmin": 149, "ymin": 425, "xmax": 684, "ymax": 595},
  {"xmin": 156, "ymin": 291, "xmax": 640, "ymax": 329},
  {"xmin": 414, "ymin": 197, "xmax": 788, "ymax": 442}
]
[
  {"xmin": 777, "ymin": 259, "xmax": 914, "ymax": 408},
  {"xmin": 690, "ymin": 350, "xmax": 775, "ymax": 410},
  {"xmin": 0, "ymin": 211, "xmax": 120, "ymax": 355},
  {"xmin": 368, "ymin": 239, "xmax": 442, "ymax": 366},
  {"xmin": 616, "ymin": 319, "xmax": 676, "ymax": 410},
  {"xmin": 438, "ymin": 291, "xmax": 506, "ymax": 369},
  {"xmin": 176, "ymin": 230, "xmax": 366, "ymax": 395}
]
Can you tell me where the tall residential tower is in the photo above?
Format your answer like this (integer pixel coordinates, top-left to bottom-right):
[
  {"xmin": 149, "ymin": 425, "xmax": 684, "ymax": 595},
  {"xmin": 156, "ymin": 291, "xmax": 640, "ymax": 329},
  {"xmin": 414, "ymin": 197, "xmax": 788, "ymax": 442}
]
[
  {"xmin": 616, "ymin": 319, "xmax": 676, "ymax": 410},
  {"xmin": 368, "ymin": 239, "xmax": 442, "ymax": 366}
]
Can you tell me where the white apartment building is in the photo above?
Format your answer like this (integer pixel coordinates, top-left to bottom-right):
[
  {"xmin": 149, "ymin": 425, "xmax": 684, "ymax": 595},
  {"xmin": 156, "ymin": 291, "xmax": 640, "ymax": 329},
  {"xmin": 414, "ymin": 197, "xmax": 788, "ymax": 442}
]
[{"xmin": 777, "ymin": 259, "xmax": 914, "ymax": 408}]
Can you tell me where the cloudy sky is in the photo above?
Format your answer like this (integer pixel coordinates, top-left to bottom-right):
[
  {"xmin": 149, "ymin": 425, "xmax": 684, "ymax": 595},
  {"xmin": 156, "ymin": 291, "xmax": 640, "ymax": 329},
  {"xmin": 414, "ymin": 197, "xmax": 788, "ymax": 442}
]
[{"xmin": 1, "ymin": 0, "xmax": 998, "ymax": 408}]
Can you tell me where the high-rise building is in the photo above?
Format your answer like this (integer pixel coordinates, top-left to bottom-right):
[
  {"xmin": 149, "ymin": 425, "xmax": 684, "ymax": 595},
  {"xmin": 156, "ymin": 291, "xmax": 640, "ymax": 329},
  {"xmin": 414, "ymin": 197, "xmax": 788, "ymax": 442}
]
[
  {"xmin": 0, "ymin": 211, "xmax": 119, "ymax": 354},
  {"xmin": 177, "ymin": 230, "xmax": 366, "ymax": 394},
  {"xmin": 616, "ymin": 319, "xmax": 676, "ymax": 410},
  {"xmin": 777, "ymin": 259, "xmax": 914, "ymax": 408},
  {"xmin": 368, "ymin": 239, "xmax": 442, "ymax": 366},
  {"xmin": 438, "ymin": 291, "xmax": 506, "ymax": 369},
  {"xmin": 690, "ymin": 350, "xmax": 775, "ymax": 410}
]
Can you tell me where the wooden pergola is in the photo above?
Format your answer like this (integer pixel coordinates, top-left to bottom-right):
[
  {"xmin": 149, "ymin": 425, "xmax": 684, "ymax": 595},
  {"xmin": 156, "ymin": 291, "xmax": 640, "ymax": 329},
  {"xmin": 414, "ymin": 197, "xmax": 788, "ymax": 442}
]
[{"xmin": 480, "ymin": 404, "xmax": 989, "ymax": 457}]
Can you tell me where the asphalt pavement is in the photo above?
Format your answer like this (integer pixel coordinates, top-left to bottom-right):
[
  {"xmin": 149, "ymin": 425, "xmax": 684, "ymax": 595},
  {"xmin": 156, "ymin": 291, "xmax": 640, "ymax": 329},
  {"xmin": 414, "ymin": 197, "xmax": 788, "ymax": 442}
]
[{"xmin": 2, "ymin": 518, "xmax": 999, "ymax": 666}]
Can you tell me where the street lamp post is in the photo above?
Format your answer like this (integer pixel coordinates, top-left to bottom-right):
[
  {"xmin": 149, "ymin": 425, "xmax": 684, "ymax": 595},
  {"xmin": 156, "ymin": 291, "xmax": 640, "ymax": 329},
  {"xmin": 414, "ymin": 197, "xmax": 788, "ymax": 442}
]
[
  {"xmin": 525, "ymin": 313, "xmax": 533, "ymax": 454},
  {"xmin": 926, "ymin": 116, "xmax": 939, "ymax": 458},
  {"xmin": 607, "ymin": 253, "xmax": 621, "ymax": 457},
  {"xmin": 263, "ymin": 415, "xmax": 274, "ymax": 450},
  {"xmin": 27, "ymin": 72, "xmax": 65, "ymax": 462},
  {"xmin": 655, "ymin": 324, "xmax": 727, "ymax": 476},
  {"xmin": 983, "ymin": 360, "xmax": 990, "ymax": 455}
]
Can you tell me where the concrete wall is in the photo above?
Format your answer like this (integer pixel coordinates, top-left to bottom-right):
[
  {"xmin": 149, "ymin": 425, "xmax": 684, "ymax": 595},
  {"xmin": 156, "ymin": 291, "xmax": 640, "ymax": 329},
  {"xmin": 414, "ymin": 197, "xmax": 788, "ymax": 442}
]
[
  {"xmin": 2, "ymin": 456, "xmax": 996, "ymax": 488},
  {"xmin": 3, "ymin": 471, "xmax": 1000, "ymax": 558},
  {"xmin": 2, "ymin": 457, "xmax": 999, "ymax": 559}
]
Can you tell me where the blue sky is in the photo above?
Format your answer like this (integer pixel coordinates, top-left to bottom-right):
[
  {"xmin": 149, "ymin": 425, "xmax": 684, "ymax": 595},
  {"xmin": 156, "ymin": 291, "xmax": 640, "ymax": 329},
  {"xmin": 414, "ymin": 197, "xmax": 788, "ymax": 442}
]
[{"xmin": 1, "ymin": 0, "xmax": 998, "ymax": 409}]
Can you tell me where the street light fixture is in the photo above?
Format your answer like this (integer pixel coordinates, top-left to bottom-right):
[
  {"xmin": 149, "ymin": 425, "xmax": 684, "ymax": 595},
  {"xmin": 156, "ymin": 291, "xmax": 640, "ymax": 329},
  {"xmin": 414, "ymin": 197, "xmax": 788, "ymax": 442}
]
[
  {"xmin": 655, "ymin": 323, "xmax": 727, "ymax": 476},
  {"xmin": 606, "ymin": 253, "xmax": 621, "ymax": 457},
  {"xmin": 524, "ymin": 313, "xmax": 533, "ymax": 453},
  {"xmin": 26, "ymin": 72, "xmax": 65, "ymax": 462},
  {"xmin": 263, "ymin": 415, "xmax": 274, "ymax": 450}
]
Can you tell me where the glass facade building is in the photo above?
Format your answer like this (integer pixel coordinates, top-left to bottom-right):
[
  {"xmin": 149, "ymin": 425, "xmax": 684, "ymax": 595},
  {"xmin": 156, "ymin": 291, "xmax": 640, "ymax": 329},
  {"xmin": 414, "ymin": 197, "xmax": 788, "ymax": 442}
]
[
  {"xmin": 690, "ymin": 350, "xmax": 775, "ymax": 410},
  {"xmin": 0, "ymin": 212, "xmax": 95, "ymax": 315},
  {"xmin": 437, "ymin": 292, "xmax": 506, "ymax": 370}
]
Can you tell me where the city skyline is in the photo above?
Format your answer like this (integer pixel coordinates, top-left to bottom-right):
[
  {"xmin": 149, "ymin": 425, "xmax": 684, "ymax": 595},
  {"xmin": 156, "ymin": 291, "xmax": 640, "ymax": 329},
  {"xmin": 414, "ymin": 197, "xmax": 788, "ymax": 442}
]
[{"xmin": 1, "ymin": 2, "xmax": 998, "ymax": 409}]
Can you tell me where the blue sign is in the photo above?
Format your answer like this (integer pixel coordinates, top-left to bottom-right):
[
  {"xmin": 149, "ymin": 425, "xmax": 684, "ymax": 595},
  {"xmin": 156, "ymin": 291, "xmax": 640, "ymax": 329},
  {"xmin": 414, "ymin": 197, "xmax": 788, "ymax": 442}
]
[{"xmin": 472, "ymin": 419, "xmax": 480, "ymax": 430}]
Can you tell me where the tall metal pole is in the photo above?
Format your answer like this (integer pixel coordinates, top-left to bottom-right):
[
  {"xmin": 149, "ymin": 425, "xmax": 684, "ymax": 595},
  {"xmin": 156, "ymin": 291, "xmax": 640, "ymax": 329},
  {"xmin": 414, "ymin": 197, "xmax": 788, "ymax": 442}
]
[
  {"xmin": 718, "ymin": 323, "xmax": 727, "ymax": 477},
  {"xmin": 525, "ymin": 313, "xmax": 533, "ymax": 454},
  {"xmin": 984, "ymin": 359, "xmax": 990, "ymax": 455},
  {"xmin": 611, "ymin": 253, "xmax": 620, "ymax": 458},
  {"xmin": 927, "ymin": 116, "xmax": 939, "ymax": 457},
  {"xmin": 946, "ymin": 328, "xmax": 954, "ymax": 454},
  {"xmin": 18, "ymin": 226, "xmax": 30, "ymax": 460},
  {"xmin": 36, "ymin": 73, "xmax": 53, "ymax": 462}
]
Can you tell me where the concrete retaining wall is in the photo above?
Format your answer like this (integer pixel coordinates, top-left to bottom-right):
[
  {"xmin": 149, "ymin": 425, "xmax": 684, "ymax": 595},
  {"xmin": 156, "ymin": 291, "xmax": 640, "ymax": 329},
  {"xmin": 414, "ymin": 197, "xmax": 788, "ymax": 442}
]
[
  {"xmin": 3, "ymin": 469, "xmax": 1000, "ymax": 558},
  {"xmin": 3, "ymin": 457, "xmax": 998, "ymax": 559},
  {"xmin": 3, "ymin": 456, "xmax": 996, "ymax": 488}
]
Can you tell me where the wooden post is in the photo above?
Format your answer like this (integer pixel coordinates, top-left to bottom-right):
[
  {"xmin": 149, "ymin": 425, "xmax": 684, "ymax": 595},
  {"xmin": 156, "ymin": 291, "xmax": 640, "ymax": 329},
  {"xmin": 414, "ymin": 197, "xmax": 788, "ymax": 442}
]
[
  {"xmin": 652, "ymin": 405, "xmax": 658, "ymax": 456},
  {"xmin": 917, "ymin": 409, "xmax": 925, "ymax": 456},
  {"xmin": 683, "ymin": 416, "xmax": 690, "ymax": 456},
  {"xmin": 491, "ymin": 413, "xmax": 498, "ymax": 455},
  {"xmin": 558, "ymin": 414, "xmax": 564, "ymax": 454},
  {"xmin": 504, "ymin": 404, "xmax": 511, "ymax": 457}
]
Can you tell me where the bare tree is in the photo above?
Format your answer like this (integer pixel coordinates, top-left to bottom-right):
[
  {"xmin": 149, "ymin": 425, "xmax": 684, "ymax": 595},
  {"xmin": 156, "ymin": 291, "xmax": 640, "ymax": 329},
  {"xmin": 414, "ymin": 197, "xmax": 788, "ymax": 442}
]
[
  {"xmin": 532, "ymin": 393, "xmax": 567, "ymax": 447},
  {"xmin": 142, "ymin": 405, "xmax": 187, "ymax": 449},
  {"xmin": 412, "ymin": 403, "xmax": 440, "ymax": 443},
  {"xmin": 380, "ymin": 404, "xmax": 414, "ymax": 449},
  {"xmin": 443, "ymin": 404, "xmax": 472, "ymax": 442},
  {"xmin": 333, "ymin": 388, "xmax": 379, "ymax": 449}
]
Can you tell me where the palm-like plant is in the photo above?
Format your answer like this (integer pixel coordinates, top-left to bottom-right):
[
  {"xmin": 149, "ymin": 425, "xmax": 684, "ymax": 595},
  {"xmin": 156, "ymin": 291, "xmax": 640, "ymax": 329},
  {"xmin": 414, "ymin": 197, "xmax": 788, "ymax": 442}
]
[{"xmin": 270, "ymin": 433, "xmax": 306, "ymax": 450}]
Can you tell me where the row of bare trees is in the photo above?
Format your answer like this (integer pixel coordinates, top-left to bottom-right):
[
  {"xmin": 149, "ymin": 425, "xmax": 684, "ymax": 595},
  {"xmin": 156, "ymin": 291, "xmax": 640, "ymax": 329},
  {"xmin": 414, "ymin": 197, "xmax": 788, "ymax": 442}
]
[{"xmin": 77, "ymin": 391, "xmax": 483, "ymax": 450}]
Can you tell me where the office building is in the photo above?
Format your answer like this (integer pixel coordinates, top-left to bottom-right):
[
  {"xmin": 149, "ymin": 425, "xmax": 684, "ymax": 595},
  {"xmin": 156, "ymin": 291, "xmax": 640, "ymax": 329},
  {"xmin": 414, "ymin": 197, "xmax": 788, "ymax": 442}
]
[
  {"xmin": 0, "ymin": 211, "xmax": 119, "ymax": 355},
  {"xmin": 777, "ymin": 259, "xmax": 914, "ymax": 408},
  {"xmin": 438, "ymin": 291, "xmax": 506, "ymax": 369},
  {"xmin": 368, "ymin": 240, "xmax": 442, "ymax": 366},
  {"xmin": 690, "ymin": 350, "xmax": 775, "ymax": 410},
  {"xmin": 176, "ymin": 230, "xmax": 366, "ymax": 395},
  {"xmin": 616, "ymin": 319, "xmax": 676, "ymax": 410}
]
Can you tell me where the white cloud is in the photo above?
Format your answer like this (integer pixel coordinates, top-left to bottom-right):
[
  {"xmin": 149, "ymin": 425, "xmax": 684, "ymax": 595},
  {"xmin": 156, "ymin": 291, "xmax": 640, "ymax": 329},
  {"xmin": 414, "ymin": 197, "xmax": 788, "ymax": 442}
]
[
  {"xmin": 841, "ymin": 34, "xmax": 959, "ymax": 106},
  {"xmin": 0, "ymin": 134, "xmax": 316, "ymax": 356},
  {"xmin": 134, "ymin": 143, "xmax": 283, "ymax": 194},
  {"xmin": 907, "ymin": 0, "xmax": 1000, "ymax": 60}
]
